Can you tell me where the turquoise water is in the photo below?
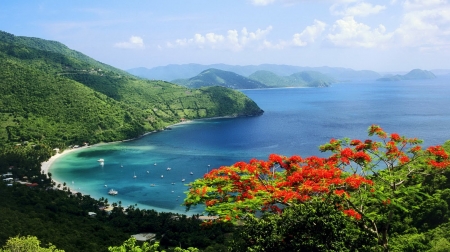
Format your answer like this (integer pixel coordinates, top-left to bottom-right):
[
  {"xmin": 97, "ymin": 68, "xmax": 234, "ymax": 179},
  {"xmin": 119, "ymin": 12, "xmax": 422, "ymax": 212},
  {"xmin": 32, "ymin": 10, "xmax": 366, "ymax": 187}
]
[{"xmin": 50, "ymin": 78, "xmax": 450, "ymax": 215}]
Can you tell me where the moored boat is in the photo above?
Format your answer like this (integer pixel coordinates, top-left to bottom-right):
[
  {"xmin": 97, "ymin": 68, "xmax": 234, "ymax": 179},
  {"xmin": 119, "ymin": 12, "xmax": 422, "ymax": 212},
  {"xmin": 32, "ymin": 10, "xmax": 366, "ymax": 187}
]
[{"xmin": 108, "ymin": 189, "xmax": 118, "ymax": 195}]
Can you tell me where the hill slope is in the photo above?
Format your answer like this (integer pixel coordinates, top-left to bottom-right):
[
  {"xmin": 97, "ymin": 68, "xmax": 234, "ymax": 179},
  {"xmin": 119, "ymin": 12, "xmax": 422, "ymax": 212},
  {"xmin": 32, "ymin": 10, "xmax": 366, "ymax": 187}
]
[
  {"xmin": 172, "ymin": 68, "xmax": 268, "ymax": 89},
  {"xmin": 0, "ymin": 31, "xmax": 263, "ymax": 147}
]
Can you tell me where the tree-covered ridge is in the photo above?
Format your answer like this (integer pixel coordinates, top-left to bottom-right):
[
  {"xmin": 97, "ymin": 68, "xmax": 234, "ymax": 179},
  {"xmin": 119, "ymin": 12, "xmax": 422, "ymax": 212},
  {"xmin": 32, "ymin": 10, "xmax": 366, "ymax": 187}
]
[
  {"xmin": 0, "ymin": 30, "xmax": 263, "ymax": 147},
  {"xmin": 0, "ymin": 31, "xmax": 132, "ymax": 77}
]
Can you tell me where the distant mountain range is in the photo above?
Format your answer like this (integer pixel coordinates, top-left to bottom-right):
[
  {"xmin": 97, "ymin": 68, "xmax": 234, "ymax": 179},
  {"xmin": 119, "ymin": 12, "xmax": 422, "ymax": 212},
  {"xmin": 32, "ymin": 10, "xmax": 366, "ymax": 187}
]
[
  {"xmin": 127, "ymin": 64, "xmax": 382, "ymax": 83},
  {"xmin": 170, "ymin": 68, "xmax": 335, "ymax": 89},
  {"xmin": 377, "ymin": 69, "xmax": 437, "ymax": 81}
]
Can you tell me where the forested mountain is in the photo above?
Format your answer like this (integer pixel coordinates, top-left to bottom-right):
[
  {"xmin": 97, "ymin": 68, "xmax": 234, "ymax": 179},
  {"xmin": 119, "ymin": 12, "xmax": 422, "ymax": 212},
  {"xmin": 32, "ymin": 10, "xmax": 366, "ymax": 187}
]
[
  {"xmin": 171, "ymin": 68, "xmax": 268, "ymax": 89},
  {"xmin": 0, "ymin": 31, "xmax": 263, "ymax": 147},
  {"xmin": 128, "ymin": 63, "xmax": 382, "ymax": 82},
  {"xmin": 249, "ymin": 70, "xmax": 335, "ymax": 87}
]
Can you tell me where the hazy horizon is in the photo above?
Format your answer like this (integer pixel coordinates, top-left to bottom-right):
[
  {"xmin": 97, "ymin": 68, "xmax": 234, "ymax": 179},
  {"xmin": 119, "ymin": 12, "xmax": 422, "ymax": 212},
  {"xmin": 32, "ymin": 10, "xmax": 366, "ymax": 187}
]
[{"xmin": 2, "ymin": 1, "xmax": 450, "ymax": 72}]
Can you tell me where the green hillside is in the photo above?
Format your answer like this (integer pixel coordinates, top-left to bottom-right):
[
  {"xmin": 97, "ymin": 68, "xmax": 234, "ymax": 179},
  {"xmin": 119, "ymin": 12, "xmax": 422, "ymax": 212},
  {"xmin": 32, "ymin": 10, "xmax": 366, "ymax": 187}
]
[
  {"xmin": 0, "ymin": 31, "xmax": 263, "ymax": 147},
  {"xmin": 249, "ymin": 70, "xmax": 335, "ymax": 87},
  {"xmin": 171, "ymin": 68, "xmax": 268, "ymax": 89}
]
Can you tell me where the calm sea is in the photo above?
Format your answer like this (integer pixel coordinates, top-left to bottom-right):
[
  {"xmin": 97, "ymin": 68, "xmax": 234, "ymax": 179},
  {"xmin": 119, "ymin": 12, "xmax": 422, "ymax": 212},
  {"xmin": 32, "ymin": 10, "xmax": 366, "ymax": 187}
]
[{"xmin": 50, "ymin": 77, "xmax": 450, "ymax": 215}]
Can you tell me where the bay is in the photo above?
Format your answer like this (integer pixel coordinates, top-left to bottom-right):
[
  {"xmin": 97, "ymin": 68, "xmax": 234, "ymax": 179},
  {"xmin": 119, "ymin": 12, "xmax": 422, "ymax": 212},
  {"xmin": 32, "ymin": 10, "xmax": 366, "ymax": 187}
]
[{"xmin": 50, "ymin": 78, "xmax": 450, "ymax": 215}]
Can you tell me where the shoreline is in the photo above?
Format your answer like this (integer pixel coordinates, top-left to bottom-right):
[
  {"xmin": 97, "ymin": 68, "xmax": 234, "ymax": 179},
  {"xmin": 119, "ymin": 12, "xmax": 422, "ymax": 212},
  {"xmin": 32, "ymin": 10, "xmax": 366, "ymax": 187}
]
[
  {"xmin": 40, "ymin": 114, "xmax": 257, "ymax": 196},
  {"xmin": 40, "ymin": 120, "xmax": 197, "ymax": 191}
]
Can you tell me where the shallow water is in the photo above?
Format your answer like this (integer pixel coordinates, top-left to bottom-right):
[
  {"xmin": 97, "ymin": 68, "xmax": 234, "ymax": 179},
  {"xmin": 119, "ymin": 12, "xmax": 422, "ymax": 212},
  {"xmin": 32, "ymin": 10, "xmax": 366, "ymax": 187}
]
[{"xmin": 50, "ymin": 78, "xmax": 450, "ymax": 215}]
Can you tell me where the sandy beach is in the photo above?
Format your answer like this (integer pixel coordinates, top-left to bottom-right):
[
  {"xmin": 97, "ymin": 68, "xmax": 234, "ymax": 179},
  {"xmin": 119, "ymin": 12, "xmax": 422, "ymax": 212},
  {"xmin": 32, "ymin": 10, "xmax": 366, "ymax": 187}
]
[
  {"xmin": 41, "ymin": 145, "xmax": 93, "ymax": 192},
  {"xmin": 41, "ymin": 147, "xmax": 85, "ymax": 175},
  {"xmin": 39, "ymin": 126, "xmax": 181, "ymax": 189},
  {"xmin": 39, "ymin": 119, "xmax": 199, "ymax": 192}
]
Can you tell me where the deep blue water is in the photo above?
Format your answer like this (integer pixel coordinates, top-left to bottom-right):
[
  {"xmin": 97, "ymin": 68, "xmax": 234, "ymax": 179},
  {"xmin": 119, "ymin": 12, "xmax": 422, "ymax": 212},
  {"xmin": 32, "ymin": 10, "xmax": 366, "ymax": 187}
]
[{"xmin": 50, "ymin": 78, "xmax": 450, "ymax": 215}]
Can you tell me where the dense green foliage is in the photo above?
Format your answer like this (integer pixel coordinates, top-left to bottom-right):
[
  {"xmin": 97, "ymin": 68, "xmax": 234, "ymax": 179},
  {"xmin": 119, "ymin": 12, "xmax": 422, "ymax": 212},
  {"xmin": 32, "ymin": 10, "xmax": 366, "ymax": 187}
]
[
  {"xmin": 0, "ymin": 236, "xmax": 64, "ymax": 252},
  {"xmin": 0, "ymin": 31, "xmax": 262, "ymax": 147},
  {"xmin": 171, "ymin": 68, "xmax": 268, "ymax": 89},
  {"xmin": 249, "ymin": 70, "xmax": 335, "ymax": 87},
  {"xmin": 230, "ymin": 198, "xmax": 376, "ymax": 252},
  {"xmin": 0, "ymin": 182, "xmax": 232, "ymax": 252}
]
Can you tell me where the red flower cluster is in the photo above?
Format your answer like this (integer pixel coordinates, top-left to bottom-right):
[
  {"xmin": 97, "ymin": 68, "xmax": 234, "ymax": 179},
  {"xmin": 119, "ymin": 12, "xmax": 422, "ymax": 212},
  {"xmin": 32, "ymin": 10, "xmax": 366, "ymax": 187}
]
[
  {"xmin": 427, "ymin": 146, "xmax": 450, "ymax": 169},
  {"xmin": 343, "ymin": 209, "xmax": 361, "ymax": 220},
  {"xmin": 345, "ymin": 174, "xmax": 373, "ymax": 189},
  {"xmin": 185, "ymin": 125, "xmax": 449, "ymax": 225},
  {"xmin": 368, "ymin": 124, "xmax": 387, "ymax": 138}
]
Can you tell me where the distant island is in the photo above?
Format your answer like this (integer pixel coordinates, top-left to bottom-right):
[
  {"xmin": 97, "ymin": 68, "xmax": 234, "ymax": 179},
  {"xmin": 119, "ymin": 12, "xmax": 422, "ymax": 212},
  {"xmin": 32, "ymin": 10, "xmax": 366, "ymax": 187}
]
[{"xmin": 377, "ymin": 69, "xmax": 436, "ymax": 81}]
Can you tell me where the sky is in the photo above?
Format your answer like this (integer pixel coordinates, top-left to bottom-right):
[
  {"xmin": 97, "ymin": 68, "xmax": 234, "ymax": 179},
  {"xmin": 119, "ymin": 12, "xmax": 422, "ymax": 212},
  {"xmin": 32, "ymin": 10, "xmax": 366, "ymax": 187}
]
[{"xmin": 1, "ymin": 0, "xmax": 450, "ymax": 72}]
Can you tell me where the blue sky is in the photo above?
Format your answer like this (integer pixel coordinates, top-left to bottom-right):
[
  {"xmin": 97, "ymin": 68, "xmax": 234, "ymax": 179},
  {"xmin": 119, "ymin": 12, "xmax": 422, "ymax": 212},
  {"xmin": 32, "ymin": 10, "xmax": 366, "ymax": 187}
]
[{"xmin": 1, "ymin": 0, "xmax": 449, "ymax": 72}]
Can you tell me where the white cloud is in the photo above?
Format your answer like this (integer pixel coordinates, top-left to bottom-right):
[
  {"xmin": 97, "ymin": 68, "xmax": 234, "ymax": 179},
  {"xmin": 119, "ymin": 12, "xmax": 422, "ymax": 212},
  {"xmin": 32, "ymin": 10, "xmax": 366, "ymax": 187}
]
[
  {"xmin": 331, "ymin": 1, "xmax": 386, "ymax": 17},
  {"xmin": 292, "ymin": 20, "xmax": 327, "ymax": 46},
  {"xmin": 403, "ymin": 0, "xmax": 447, "ymax": 10},
  {"xmin": 250, "ymin": 0, "xmax": 276, "ymax": 6},
  {"xmin": 114, "ymin": 36, "xmax": 145, "ymax": 49},
  {"xmin": 327, "ymin": 16, "xmax": 393, "ymax": 48},
  {"xmin": 394, "ymin": 2, "xmax": 450, "ymax": 49},
  {"xmin": 171, "ymin": 26, "xmax": 273, "ymax": 51}
]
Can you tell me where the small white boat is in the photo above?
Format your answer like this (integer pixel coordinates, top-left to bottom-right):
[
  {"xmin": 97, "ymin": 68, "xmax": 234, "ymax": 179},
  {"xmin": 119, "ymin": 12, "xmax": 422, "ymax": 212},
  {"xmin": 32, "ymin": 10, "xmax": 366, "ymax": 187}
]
[
  {"xmin": 147, "ymin": 171, "xmax": 150, "ymax": 174},
  {"xmin": 171, "ymin": 182, "xmax": 175, "ymax": 185},
  {"xmin": 104, "ymin": 184, "xmax": 107, "ymax": 187},
  {"xmin": 181, "ymin": 178, "xmax": 185, "ymax": 182},
  {"xmin": 167, "ymin": 167, "xmax": 171, "ymax": 171},
  {"xmin": 97, "ymin": 159, "xmax": 105, "ymax": 162},
  {"xmin": 133, "ymin": 172, "xmax": 137, "ymax": 179},
  {"xmin": 154, "ymin": 163, "xmax": 157, "ymax": 166},
  {"xmin": 108, "ymin": 189, "xmax": 118, "ymax": 195},
  {"xmin": 190, "ymin": 172, "xmax": 193, "ymax": 175},
  {"xmin": 161, "ymin": 175, "xmax": 164, "ymax": 178},
  {"xmin": 150, "ymin": 184, "xmax": 155, "ymax": 187}
]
